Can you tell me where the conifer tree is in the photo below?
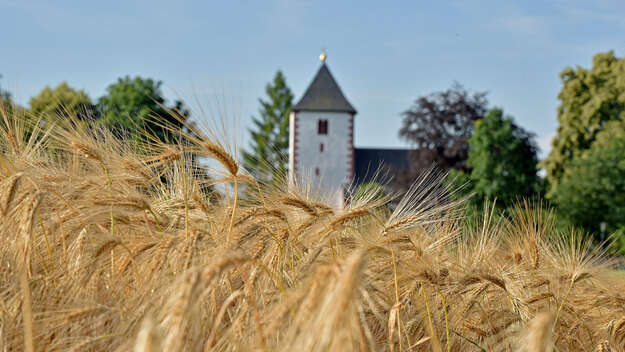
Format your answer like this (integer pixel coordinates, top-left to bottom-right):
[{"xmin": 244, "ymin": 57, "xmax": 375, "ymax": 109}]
[{"xmin": 243, "ymin": 71, "xmax": 293, "ymax": 181}]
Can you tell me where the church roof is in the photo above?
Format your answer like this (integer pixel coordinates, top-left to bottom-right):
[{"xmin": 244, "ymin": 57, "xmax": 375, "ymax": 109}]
[
  {"xmin": 293, "ymin": 63, "xmax": 357, "ymax": 114},
  {"xmin": 354, "ymin": 148, "xmax": 410, "ymax": 184}
]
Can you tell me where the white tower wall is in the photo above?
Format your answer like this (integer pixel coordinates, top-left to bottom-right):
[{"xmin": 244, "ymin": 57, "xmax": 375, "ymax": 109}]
[{"xmin": 289, "ymin": 111, "xmax": 354, "ymax": 198}]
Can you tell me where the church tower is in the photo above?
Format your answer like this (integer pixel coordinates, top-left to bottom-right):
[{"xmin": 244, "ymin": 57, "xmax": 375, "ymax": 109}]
[{"xmin": 289, "ymin": 53, "xmax": 356, "ymax": 203}]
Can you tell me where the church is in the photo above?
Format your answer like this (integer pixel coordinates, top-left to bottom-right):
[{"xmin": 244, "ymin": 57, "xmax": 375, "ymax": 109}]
[{"xmin": 288, "ymin": 53, "xmax": 410, "ymax": 205}]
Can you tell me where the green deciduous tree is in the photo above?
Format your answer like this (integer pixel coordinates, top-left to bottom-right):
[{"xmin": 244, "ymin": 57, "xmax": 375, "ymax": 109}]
[
  {"xmin": 98, "ymin": 76, "xmax": 189, "ymax": 142},
  {"xmin": 29, "ymin": 82, "xmax": 93, "ymax": 119},
  {"xmin": 465, "ymin": 108, "xmax": 541, "ymax": 208},
  {"xmin": 243, "ymin": 71, "xmax": 293, "ymax": 181},
  {"xmin": 543, "ymin": 51, "xmax": 625, "ymax": 195},
  {"xmin": 442, "ymin": 107, "xmax": 541, "ymax": 210},
  {"xmin": 552, "ymin": 135, "xmax": 625, "ymax": 241}
]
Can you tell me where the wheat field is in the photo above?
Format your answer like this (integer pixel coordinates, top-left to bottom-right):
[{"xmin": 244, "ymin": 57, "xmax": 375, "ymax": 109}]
[{"xmin": 0, "ymin": 110, "xmax": 624, "ymax": 352}]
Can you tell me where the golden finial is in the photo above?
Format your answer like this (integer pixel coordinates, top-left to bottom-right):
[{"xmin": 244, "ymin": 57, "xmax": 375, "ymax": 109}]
[{"xmin": 319, "ymin": 50, "xmax": 327, "ymax": 62}]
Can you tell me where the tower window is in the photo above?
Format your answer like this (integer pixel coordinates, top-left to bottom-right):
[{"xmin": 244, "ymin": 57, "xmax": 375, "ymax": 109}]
[
  {"xmin": 318, "ymin": 119, "xmax": 328, "ymax": 135},
  {"xmin": 320, "ymin": 143, "xmax": 324, "ymax": 152},
  {"xmin": 315, "ymin": 167, "xmax": 320, "ymax": 176}
]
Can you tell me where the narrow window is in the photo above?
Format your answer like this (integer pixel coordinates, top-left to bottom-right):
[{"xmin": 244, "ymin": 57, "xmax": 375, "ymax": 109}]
[
  {"xmin": 315, "ymin": 167, "xmax": 320, "ymax": 176},
  {"xmin": 318, "ymin": 119, "xmax": 328, "ymax": 135},
  {"xmin": 320, "ymin": 143, "xmax": 324, "ymax": 152}
]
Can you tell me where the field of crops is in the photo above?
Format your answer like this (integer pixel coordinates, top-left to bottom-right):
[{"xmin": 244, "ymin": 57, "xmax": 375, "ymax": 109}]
[{"xmin": 0, "ymin": 111, "xmax": 624, "ymax": 351}]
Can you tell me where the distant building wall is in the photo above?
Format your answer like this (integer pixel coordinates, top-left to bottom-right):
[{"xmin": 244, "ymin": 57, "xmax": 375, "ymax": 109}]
[
  {"xmin": 289, "ymin": 111, "xmax": 353, "ymax": 195},
  {"xmin": 289, "ymin": 111, "xmax": 297, "ymax": 183}
]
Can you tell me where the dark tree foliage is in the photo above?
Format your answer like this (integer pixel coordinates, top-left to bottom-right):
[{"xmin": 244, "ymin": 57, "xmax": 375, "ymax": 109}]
[{"xmin": 399, "ymin": 82, "xmax": 488, "ymax": 173}]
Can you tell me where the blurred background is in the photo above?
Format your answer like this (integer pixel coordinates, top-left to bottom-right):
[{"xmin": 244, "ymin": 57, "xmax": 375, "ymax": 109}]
[
  {"xmin": 1, "ymin": 0, "xmax": 623, "ymax": 154},
  {"xmin": 2, "ymin": 0, "xmax": 625, "ymax": 243}
]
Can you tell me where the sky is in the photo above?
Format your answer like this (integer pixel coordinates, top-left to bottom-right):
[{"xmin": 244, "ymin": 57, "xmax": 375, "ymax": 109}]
[{"xmin": 1, "ymin": 0, "xmax": 625, "ymax": 158}]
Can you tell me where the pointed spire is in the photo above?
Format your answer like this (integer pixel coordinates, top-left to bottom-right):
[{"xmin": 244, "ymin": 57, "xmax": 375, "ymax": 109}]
[{"xmin": 293, "ymin": 59, "xmax": 356, "ymax": 114}]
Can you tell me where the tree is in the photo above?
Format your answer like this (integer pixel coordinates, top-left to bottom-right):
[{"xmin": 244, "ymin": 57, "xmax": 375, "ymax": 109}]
[
  {"xmin": 29, "ymin": 82, "xmax": 93, "ymax": 119},
  {"xmin": 543, "ymin": 51, "xmax": 625, "ymax": 195},
  {"xmin": 465, "ymin": 108, "xmax": 541, "ymax": 208},
  {"xmin": 98, "ymin": 76, "xmax": 189, "ymax": 142},
  {"xmin": 0, "ymin": 88, "xmax": 12, "ymax": 112},
  {"xmin": 1, "ymin": 86, "xmax": 27, "ymax": 120},
  {"xmin": 399, "ymin": 82, "xmax": 488, "ymax": 173},
  {"xmin": 243, "ymin": 71, "xmax": 293, "ymax": 181},
  {"xmin": 0, "ymin": 77, "xmax": 26, "ymax": 117},
  {"xmin": 552, "ymin": 135, "xmax": 625, "ymax": 241},
  {"xmin": 353, "ymin": 182, "xmax": 386, "ymax": 203},
  {"xmin": 0, "ymin": 74, "xmax": 10, "ymax": 111},
  {"xmin": 0, "ymin": 86, "xmax": 37, "ymax": 148}
]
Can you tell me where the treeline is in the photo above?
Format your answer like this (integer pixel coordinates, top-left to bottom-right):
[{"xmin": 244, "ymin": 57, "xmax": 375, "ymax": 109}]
[
  {"xmin": 0, "ymin": 76, "xmax": 189, "ymax": 144},
  {"xmin": 245, "ymin": 51, "xmax": 625, "ymax": 251},
  {"xmin": 3, "ymin": 52, "xmax": 625, "ymax": 249},
  {"xmin": 0, "ymin": 76, "xmax": 218, "ymax": 200}
]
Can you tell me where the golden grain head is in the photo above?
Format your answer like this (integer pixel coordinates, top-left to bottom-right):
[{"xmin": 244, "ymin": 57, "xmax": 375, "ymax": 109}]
[
  {"xmin": 71, "ymin": 140, "xmax": 102, "ymax": 162},
  {"xmin": 1, "ymin": 171, "xmax": 22, "ymax": 215},
  {"xmin": 280, "ymin": 196, "xmax": 317, "ymax": 216},
  {"xmin": 201, "ymin": 141, "xmax": 238, "ymax": 176}
]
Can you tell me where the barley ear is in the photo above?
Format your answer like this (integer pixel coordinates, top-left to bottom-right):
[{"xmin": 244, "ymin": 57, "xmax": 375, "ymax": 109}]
[{"xmin": 1, "ymin": 172, "xmax": 21, "ymax": 215}]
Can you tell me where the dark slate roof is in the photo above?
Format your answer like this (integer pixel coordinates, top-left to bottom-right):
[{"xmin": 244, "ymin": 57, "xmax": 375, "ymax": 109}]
[
  {"xmin": 354, "ymin": 148, "xmax": 410, "ymax": 184},
  {"xmin": 293, "ymin": 63, "xmax": 357, "ymax": 114}
]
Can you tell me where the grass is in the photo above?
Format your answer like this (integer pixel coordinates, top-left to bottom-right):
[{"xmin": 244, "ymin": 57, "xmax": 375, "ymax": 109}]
[{"xmin": 0, "ymin": 109, "xmax": 624, "ymax": 351}]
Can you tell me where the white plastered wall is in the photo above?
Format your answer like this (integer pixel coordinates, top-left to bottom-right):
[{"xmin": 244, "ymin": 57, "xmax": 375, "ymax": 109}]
[{"xmin": 289, "ymin": 111, "xmax": 353, "ymax": 200}]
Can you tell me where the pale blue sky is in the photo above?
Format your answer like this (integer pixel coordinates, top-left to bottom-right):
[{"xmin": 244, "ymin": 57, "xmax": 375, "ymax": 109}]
[{"xmin": 1, "ymin": 0, "xmax": 625, "ymax": 157}]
